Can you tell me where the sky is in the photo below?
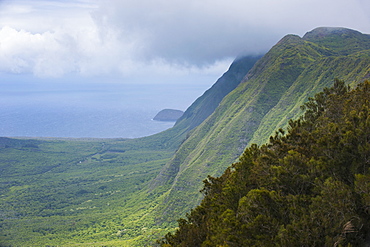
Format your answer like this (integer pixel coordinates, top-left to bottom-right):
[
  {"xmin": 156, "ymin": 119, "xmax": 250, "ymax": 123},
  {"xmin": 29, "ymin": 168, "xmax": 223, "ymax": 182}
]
[{"xmin": 0, "ymin": 0, "xmax": 370, "ymax": 85}]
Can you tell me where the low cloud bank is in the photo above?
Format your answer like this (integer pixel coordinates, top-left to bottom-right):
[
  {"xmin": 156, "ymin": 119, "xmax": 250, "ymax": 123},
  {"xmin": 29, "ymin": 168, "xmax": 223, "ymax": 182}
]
[{"xmin": 0, "ymin": 0, "xmax": 369, "ymax": 79}]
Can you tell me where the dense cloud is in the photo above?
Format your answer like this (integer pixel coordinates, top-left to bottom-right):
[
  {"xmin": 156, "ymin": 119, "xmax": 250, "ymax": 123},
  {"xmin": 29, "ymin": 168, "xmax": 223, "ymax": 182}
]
[
  {"xmin": 91, "ymin": 0, "xmax": 370, "ymax": 65},
  {"xmin": 0, "ymin": 0, "xmax": 369, "ymax": 79}
]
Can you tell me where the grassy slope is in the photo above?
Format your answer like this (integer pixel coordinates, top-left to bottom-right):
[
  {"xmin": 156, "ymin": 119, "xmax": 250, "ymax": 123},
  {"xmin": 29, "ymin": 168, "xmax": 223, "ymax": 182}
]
[
  {"xmin": 250, "ymin": 27, "xmax": 370, "ymax": 145},
  {"xmin": 160, "ymin": 80, "xmax": 370, "ymax": 246},
  {"xmin": 250, "ymin": 51, "xmax": 370, "ymax": 145},
  {"xmin": 174, "ymin": 55, "xmax": 261, "ymax": 131},
  {"xmin": 151, "ymin": 28, "xmax": 370, "ymax": 224}
]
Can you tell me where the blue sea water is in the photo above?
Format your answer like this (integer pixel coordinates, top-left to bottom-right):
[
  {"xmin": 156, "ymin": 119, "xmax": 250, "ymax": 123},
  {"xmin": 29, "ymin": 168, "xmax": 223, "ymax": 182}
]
[{"xmin": 0, "ymin": 81, "xmax": 209, "ymax": 138}]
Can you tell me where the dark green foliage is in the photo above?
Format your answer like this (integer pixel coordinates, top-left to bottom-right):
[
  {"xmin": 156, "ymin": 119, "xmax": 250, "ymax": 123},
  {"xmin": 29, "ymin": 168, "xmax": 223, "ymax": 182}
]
[{"xmin": 160, "ymin": 80, "xmax": 370, "ymax": 246}]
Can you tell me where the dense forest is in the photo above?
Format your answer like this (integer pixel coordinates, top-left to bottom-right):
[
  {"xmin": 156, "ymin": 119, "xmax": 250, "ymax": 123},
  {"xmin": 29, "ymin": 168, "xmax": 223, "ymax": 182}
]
[{"xmin": 160, "ymin": 79, "xmax": 370, "ymax": 246}]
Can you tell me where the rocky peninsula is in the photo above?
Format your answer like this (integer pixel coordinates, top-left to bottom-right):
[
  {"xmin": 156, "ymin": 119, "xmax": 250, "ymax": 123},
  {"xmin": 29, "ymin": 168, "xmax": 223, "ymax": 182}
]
[{"xmin": 153, "ymin": 109, "xmax": 184, "ymax": 122}]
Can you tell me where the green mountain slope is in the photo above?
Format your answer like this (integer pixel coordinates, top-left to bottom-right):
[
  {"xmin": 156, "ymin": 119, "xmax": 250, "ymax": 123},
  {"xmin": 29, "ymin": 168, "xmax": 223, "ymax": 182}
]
[
  {"xmin": 146, "ymin": 56, "xmax": 261, "ymax": 187},
  {"xmin": 174, "ymin": 55, "xmax": 261, "ymax": 131},
  {"xmin": 124, "ymin": 55, "xmax": 261, "ymax": 152},
  {"xmin": 152, "ymin": 27, "xmax": 370, "ymax": 224},
  {"xmin": 250, "ymin": 27, "xmax": 370, "ymax": 145},
  {"xmin": 160, "ymin": 80, "xmax": 370, "ymax": 246}
]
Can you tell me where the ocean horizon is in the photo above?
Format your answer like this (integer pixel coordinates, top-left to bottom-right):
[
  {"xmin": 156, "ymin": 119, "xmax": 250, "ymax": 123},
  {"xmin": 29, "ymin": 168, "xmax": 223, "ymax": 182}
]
[{"xmin": 0, "ymin": 81, "xmax": 208, "ymax": 139}]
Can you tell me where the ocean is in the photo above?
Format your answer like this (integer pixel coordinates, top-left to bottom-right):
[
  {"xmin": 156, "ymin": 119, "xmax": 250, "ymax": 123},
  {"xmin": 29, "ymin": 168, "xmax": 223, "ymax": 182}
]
[{"xmin": 0, "ymin": 81, "xmax": 209, "ymax": 138}]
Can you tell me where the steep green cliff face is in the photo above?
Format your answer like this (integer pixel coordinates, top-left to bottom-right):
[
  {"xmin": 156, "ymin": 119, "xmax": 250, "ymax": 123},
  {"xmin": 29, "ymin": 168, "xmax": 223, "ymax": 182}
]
[
  {"xmin": 128, "ymin": 55, "xmax": 261, "ymax": 153},
  {"xmin": 0, "ymin": 55, "xmax": 260, "ymax": 247},
  {"xmin": 173, "ymin": 55, "xmax": 262, "ymax": 131},
  {"xmin": 161, "ymin": 80, "xmax": 370, "ymax": 247},
  {"xmin": 250, "ymin": 28, "xmax": 370, "ymax": 145},
  {"xmin": 152, "ymin": 27, "xmax": 370, "ymax": 223},
  {"xmin": 148, "ymin": 55, "xmax": 261, "ymax": 187}
]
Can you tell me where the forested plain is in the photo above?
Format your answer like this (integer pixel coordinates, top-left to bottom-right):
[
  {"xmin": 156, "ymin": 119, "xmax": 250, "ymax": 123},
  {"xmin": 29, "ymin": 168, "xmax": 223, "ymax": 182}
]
[{"xmin": 0, "ymin": 135, "xmax": 178, "ymax": 246}]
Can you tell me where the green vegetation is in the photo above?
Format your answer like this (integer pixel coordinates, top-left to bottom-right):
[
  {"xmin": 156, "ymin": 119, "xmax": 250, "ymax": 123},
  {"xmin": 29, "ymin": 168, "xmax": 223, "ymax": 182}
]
[
  {"xmin": 2, "ymin": 27, "xmax": 370, "ymax": 246},
  {"xmin": 0, "ymin": 55, "xmax": 260, "ymax": 246},
  {"xmin": 0, "ymin": 137, "xmax": 175, "ymax": 246},
  {"xmin": 175, "ymin": 55, "xmax": 262, "ymax": 131},
  {"xmin": 160, "ymin": 80, "xmax": 370, "ymax": 246},
  {"xmin": 150, "ymin": 27, "xmax": 370, "ymax": 225}
]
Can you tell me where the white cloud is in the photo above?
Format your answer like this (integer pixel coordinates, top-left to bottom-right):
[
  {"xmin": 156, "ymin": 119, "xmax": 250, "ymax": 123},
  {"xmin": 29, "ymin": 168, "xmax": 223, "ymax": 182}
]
[{"xmin": 0, "ymin": 0, "xmax": 369, "ymax": 79}]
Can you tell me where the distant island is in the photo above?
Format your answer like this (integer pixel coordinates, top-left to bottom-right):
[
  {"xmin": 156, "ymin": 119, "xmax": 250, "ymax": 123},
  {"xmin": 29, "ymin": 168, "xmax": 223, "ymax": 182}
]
[{"xmin": 153, "ymin": 109, "xmax": 184, "ymax": 122}]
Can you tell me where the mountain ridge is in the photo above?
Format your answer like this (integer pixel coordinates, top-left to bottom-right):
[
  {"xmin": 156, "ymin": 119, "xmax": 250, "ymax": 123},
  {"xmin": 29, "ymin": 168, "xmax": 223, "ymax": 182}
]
[
  {"xmin": 148, "ymin": 55, "xmax": 261, "ymax": 190},
  {"xmin": 174, "ymin": 55, "xmax": 262, "ymax": 131},
  {"xmin": 150, "ymin": 27, "xmax": 370, "ymax": 224},
  {"xmin": 161, "ymin": 79, "xmax": 370, "ymax": 246}
]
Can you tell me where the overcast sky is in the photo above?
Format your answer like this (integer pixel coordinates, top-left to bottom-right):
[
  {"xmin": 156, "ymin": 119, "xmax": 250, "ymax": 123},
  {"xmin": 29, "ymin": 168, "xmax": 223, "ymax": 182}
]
[{"xmin": 1, "ymin": 0, "xmax": 370, "ymax": 84}]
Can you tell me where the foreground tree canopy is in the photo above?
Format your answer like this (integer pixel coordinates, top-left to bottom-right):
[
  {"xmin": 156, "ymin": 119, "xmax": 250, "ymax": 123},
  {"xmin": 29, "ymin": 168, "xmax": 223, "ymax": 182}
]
[{"xmin": 160, "ymin": 79, "xmax": 370, "ymax": 247}]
